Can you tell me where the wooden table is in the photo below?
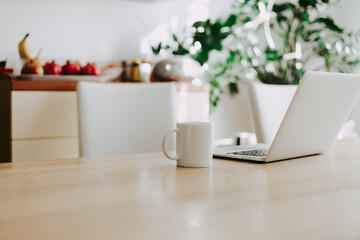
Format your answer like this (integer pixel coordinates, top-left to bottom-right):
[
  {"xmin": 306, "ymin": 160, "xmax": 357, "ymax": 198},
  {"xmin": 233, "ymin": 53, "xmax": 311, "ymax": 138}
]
[{"xmin": 1, "ymin": 138, "xmax": 360, "ymax": 240}]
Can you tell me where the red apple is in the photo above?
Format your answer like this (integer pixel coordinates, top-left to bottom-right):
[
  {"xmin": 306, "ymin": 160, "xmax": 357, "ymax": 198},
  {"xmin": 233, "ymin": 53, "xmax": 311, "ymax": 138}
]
[
  {"xmin": 43, "ymin": 61, "xmax": 62, "ymax": 75},
  {"xmin": 21, "ymin": 60, "xmax": 44, "ymax": 75},
  {"xmin": 0, "ymin": 67, "xmax": 13, "ymax": 79},
  {"xmin": 82, "ymin": 63, "xmax": 102, "ymax": 76},
  {"xmin": 62, "ymin": 60, "xmax": 82, "ymax": 75}
]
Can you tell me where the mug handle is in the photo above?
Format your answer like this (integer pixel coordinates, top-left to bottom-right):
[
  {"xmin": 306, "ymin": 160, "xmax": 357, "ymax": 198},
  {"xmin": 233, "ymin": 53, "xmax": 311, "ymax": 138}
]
[{"xmin": 162, "ymin": 128, "xmax": 179, "ymax": 161}]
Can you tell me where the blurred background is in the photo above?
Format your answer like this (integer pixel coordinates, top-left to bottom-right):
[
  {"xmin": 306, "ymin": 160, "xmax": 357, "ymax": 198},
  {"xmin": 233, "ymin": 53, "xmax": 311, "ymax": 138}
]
[{"xmin": 1, "ymin": 0, "xmax": 360, "ymax": 139}]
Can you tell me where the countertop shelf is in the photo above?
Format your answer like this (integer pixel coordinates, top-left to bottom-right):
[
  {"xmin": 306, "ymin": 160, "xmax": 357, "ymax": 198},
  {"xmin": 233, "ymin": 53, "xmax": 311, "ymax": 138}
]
[
  {"xmin": 12, "ymin": 80, "xmax": 78, "ymax": 91},
  {"xmin": 3, "ymin": 77, "xmax": 209, "ymax": 92}
]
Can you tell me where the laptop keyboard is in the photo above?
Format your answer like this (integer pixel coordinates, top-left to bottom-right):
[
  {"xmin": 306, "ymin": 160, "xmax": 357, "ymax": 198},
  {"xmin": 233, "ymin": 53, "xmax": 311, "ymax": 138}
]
[{"xmin": 228, "ymin": 148, "xmax": 269, "ymax": 157}]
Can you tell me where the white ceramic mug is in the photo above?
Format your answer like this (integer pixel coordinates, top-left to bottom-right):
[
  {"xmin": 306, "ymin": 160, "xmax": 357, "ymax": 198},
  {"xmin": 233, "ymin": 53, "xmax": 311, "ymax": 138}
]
[{"xmin": 162, "ymin": 122, "xmax": 213, "ymax": 167}]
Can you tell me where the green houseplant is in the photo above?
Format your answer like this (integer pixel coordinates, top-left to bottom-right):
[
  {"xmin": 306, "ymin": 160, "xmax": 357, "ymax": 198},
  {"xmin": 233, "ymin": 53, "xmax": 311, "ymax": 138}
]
[{"xmin": 151, "ymin": 0, "xmax": 360, "ymax": 112}]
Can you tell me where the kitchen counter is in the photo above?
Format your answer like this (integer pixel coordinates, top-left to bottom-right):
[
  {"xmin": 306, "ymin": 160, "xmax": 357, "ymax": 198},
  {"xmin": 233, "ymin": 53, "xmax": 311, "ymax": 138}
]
[{"xmin": 0, "ymin": 76, "xmax": 210, "ymax": 163}]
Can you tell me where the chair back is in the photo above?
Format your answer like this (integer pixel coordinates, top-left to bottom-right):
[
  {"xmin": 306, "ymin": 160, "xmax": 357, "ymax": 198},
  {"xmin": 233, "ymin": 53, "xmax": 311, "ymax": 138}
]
[{"xmin": 77, "ymin": 82, "xmax": 176, "ymax": 157}]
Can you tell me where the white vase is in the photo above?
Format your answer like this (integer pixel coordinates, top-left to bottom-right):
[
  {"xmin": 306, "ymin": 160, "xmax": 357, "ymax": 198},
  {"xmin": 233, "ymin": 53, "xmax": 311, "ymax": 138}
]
[{"xmin": 244, "ymin": 81, "xmax": 298, "ymax": 144}]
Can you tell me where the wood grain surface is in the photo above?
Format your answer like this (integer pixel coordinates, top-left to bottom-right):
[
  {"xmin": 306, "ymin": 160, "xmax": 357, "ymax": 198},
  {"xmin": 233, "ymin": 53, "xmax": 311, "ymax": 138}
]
[{"xmin": 0, "ymin": 138, "xmax": 359, "ymax": 240}]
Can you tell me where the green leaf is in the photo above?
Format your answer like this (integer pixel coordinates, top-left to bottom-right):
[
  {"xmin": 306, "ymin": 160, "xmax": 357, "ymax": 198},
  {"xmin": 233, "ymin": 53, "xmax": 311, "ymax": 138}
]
[
  {"xmin": 224, "ymin": 14, "xmax": 237, "ymax": 27},
  {"xmin": 273, "ymin": 3, "xmax": 296, "ymax": 13},
  {"xmin": 195, "ymin": 51, "xmax": 209, "ymax": 65},
  {"xmin": 265, "ymin": 47, "xmax": 281, "ymax": 61},
  {"xmin": 211, "ymin": 22, "xmax": 222, "ymax": 35},
  {"xmin": 302, "ymin": 11, "xmax": 309, "ymax": 21},
  {"xmin": 227, "ymin": 51, "xmax": 240, "ymax": 64},
  {"xmin": 313, "ymin": 17, "xmax": 344, "ymax": 33},
  {"xmin": 151, "ymin": 43, "xmax": 162, "ymax": 55},
  {"xmin": 172, "ymin": 44, "xmax": 190, "ymax": 56},
  {"xmin": 172, "ymin": 34, "xmax": 178, "ymax": 42},
  {"xmin": 294, "ymin": 9, "xmax": 305, "ymax": 20},
  {"xmin": 299, "ymin": 0, "xmax": 318, "ymax": 8},
  {"xmin": 213, "ymin": 41, "xmax": 223, "ymax": 51},
  {"xmin": 303, "ymin": 29, "xmax": 322, "ymax": 41},
  {"xmin": 276, "ymin": 15, "xmax": 288, "ymax": 23},
  {"xmin": 151, "ymin": 47, "xmax": 158, "ymax": 55},
  {"xmin": 192, "ymin": 21, "xmax": 204, "ymax": 28}
]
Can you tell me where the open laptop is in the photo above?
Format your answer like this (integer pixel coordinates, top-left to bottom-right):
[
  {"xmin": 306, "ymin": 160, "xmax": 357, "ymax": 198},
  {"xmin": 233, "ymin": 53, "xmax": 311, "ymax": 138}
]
[{"xmin": 213, "ymin": 71, "xmax": 360, "ymax": 162}]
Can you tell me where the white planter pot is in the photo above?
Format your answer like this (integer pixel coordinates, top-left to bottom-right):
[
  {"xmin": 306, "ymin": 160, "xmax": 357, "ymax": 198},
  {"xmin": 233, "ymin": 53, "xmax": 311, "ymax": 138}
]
[{"xmin": 244, "ymin": 82, "xmax": 298, "ymax": 144}]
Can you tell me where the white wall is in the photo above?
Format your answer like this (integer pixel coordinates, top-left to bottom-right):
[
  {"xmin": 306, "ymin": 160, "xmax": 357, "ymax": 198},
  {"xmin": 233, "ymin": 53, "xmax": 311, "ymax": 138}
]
[{"xmin": 330, "ymin": 0, "xmax": 360, "ymax": 134}]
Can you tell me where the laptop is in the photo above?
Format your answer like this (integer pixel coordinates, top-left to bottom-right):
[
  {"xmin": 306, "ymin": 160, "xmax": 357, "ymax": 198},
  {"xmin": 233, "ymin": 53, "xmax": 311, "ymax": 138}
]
[{"xmin": 213, "ymin": 71, "xmax": 360, "ymax": 162}]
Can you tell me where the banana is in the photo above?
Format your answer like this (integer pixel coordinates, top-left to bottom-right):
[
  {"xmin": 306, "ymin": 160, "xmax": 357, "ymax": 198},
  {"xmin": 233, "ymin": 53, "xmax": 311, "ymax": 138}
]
[
  {"xmin": 33, "ymin": 48, "xmax": 43, "ymax": 65},
  {"xmin": 18, "ymin": 33, "xmax": 32, "ymax": 61}
]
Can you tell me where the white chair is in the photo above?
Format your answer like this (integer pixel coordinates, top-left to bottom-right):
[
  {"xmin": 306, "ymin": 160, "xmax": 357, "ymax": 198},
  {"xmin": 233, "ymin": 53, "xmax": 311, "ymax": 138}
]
[{"xmin": 77, "ymin": 82, "xmax": 176, "ymax": 157}]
